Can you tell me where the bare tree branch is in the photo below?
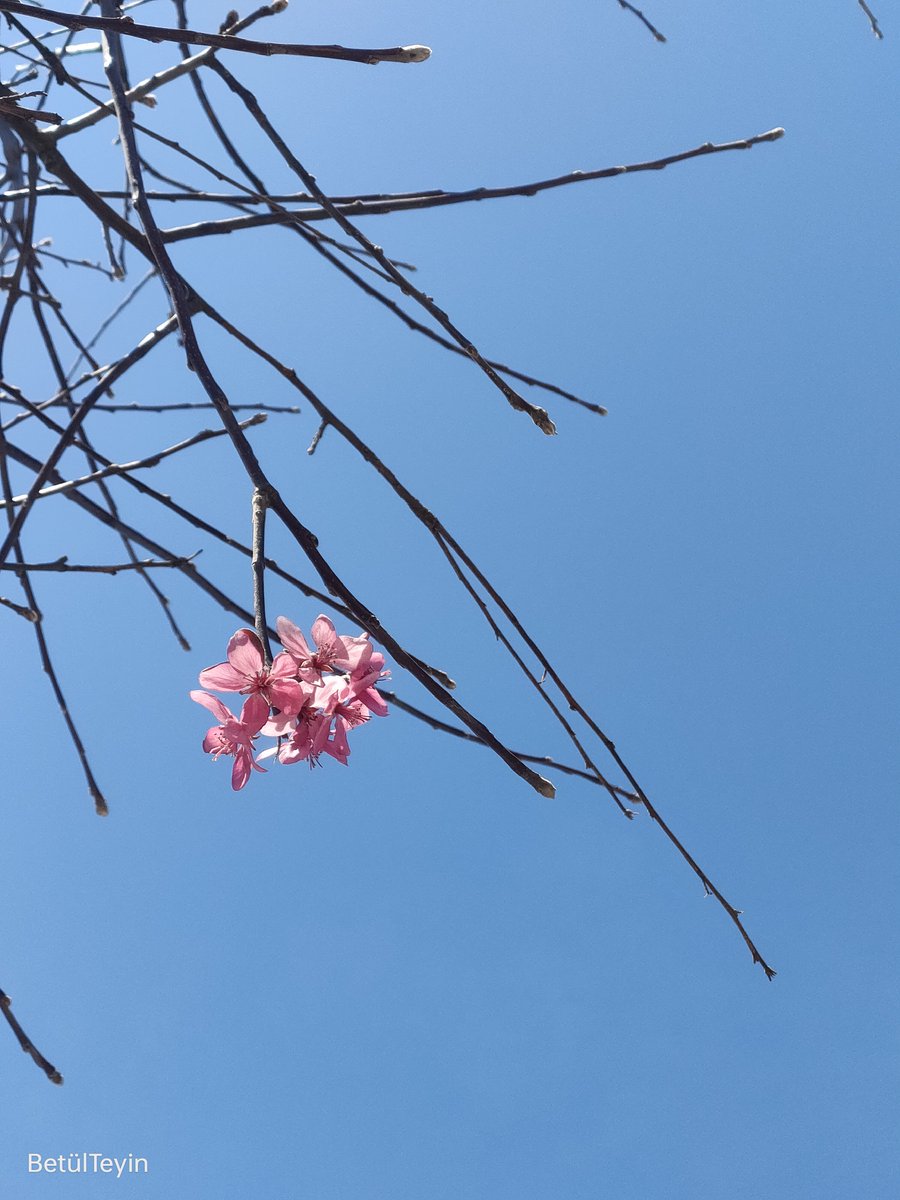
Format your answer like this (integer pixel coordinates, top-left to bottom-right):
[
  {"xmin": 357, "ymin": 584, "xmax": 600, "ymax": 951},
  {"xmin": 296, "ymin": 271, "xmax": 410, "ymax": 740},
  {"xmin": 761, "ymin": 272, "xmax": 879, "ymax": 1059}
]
[
  {"xmin": 0, "ymin": 2, "xmax": 432, "ymax": 66},
  {"xmin": 0, "ymin": 988, "xmax": 63, "ymax": 1084},
  {"xmin": 160, "ymin": 129, "xmax": 786, "ymax": 236},
  {"xmin": 0, "ymin": 553, "xmax": 198, "ymax": 572},
  {"xmin": 858, "ymin": 0, "xmax": 884, "ymax": 37},
  {"xmin": 615, "ymin": 0, "xmax": 666, "ymax": 42}
]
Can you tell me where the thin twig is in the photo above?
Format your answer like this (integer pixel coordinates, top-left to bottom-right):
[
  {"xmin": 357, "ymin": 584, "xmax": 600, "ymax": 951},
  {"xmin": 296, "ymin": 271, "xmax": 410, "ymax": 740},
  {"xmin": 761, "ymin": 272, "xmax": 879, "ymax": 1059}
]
[
  {"xmin": 161, "ymin": 129, "xmax": 787, "ymax": 236},
  {"xmin": 306, "ymin": 417, "xmax": 327, "ymax": 456},
  {"xmin": 858, "ymin": 0, "xmax": 884, "ymax": 37},
  {"xmin": 0, "ymin": 3, "xmax": 432, "ymax": 66},
  {"xmin": 0, "ymin": 988, "xmax": 63, "ymax": 1084},
  {"xmin": 615, "ymin": 0, "xmax": 667, "ymax": 43},
  {"xmin": 2, "ymin": 398, "xmax": 300, "ymax": 426},
  {"xmin": 0, "ymin": 553, "xmax": 197, "ymax": 572},
  {"xmin": 251, "ymin": 486, "xmax": 272, "ymax": 665},
  {"xmin": 0, "ymin": 591, "xmax": 37, "ymax": 618}
]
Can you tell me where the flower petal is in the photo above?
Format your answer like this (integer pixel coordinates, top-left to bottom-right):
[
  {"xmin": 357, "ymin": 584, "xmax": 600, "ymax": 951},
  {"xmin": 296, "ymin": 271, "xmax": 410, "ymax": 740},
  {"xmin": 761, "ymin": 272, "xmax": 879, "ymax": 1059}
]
[
  {"xmin": 268, "ymin": 678, "xmax": 307, "ymax": 716},
  {"xmin": 202, "ymin": 726, "xmax": 225, "ymax": 754},
  {"xmin": 278, "ymin": 738, "xmax": 307, "ymax": 765},
  {"xmin": 240, "ymin": 692, "xmax": 270, "ymax": 734},
  {"xmin": 323, "ymin": 721, "xmax": 351, "ymax": 764},
  {"xmin": 276, "ymin": 615, "xmax": 311, "ymax": 660},
  {"xmin": 226, "ymin": 628, "xmax": 264, "ymax": 678},
  {"xmin": 341, "ymin": 633, "xmax": 372, "ymax": 673},
  {"xmin": 197, "ymin": 662, "xmax": 247, "ymax": 692},
  {"xmin": 349, "ymin": 661, "xmax": 381, "ymax": 694},
  {"xmin": 314, "ymin": 677, "xmax": 343, "ymax": 715},
  {"xmin": 191, "ymin": 690, "xmax": 232, "ymax": 723},
  {"xmin": 269, "ymin": 651, "xmax": 301, "ymax": 680},
  {"xmin": 362, "ymin": 688, "xmax": 389, "ymax": 718},
  {"xmin": 311, "ymin": 615, "xmax": 349, "ymax": 667},
  {"xmin": 261, "ymin": 712, "xmax": 297, "ymax": 739},
  {"xmin": 231, "ymin": 750, "xmax": 252, "ymax": 790}
]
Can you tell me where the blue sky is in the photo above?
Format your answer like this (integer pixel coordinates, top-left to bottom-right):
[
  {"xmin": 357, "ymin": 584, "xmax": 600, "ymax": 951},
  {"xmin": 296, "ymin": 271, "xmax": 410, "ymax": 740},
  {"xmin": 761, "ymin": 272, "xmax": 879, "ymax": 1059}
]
[{"xmin": 2, "ymin": 2, "xmax": 898, "ymax": 1197}]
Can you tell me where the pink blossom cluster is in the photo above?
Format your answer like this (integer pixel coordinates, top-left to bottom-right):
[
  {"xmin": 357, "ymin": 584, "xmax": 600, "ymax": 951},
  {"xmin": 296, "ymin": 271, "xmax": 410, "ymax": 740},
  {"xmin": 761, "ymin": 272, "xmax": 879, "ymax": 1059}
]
[{"xmin": 190, "ymin": 615, "xmax": 389, "ymax": 790}]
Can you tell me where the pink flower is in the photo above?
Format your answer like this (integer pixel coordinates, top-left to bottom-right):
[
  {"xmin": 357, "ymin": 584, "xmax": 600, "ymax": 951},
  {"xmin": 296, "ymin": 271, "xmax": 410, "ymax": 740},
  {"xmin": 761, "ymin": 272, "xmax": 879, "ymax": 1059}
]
[
  {"xmin": 279, "ymin": 710, "xmax": 332, "ymax": 766},
  {"xmin": 191, "ymin": 691, "xmax": 269, "ymax": 790},
  {"xmin": 348, "ymin": 649, "xmax": 390, "ymax": 717},
  {"xmin": 198, "ymin": 628, "xmax": 306, "ymax": 715},
  {"xmin": 276, "ymin": 614, "xmax": 369, "ymax": 684},
  {"xmin": 261, "ymin": 696, "xmax": 331, "ymax": 767},
  {"xmin": 192, "ymin": 615, "xmax": 390, "ymax": 784},
  {"xmin": 317, "ymin": 679, "xmax": 371, "ymax": 764}
]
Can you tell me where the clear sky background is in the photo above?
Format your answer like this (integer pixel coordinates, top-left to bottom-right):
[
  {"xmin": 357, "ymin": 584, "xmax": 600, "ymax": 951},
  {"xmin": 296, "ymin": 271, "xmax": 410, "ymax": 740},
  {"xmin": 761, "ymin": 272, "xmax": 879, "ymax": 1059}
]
[{"xmin": 2, "ymin": 1, "xmax": 898, "ymax": 1197}]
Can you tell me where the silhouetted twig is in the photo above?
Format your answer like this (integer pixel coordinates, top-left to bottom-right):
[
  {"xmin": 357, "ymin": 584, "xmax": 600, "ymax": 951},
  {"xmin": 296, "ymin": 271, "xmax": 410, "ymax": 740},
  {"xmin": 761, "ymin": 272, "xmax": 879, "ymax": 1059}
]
[
  {"xmin": 615, "ymin": 0, "xmax": 667, "ymax": 42},
  {"xmin": 0, "ymin": 989, "xmax": 63, "ymax": 1084},
  {"xmin": 858, "ymin": 0, "xmax": 884, "ymax": 37},
  {"xmin": 0, "ymin": 2, "xmax": 432, "ymax": 65}
]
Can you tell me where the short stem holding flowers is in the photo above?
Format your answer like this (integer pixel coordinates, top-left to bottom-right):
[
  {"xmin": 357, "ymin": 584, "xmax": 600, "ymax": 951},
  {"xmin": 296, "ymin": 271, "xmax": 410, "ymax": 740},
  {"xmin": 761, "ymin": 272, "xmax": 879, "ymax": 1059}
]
[{"xmin": 251, "ymin": 487, "xmax": 272, "ymax": 669}]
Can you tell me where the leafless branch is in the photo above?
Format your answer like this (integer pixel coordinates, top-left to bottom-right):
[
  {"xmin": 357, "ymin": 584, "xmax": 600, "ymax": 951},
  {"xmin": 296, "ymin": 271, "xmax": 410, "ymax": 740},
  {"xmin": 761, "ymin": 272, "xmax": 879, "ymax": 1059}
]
[
  {"xmin": 0, "ymin": 591, "xmax": 37, "ymax": 618},
  {"xmin": 0, "ymin": 553, "xmax": 198, "ymax": 572},
  {"xmin": 160, "ymin": 129, "xmax": 786, "ymax": 236},
  {"xmin": 251, "ymin": 486, "xmax": 272, "ymax": 666},
  {"xmin": 0, "ymin": 988, "xmax": 63, "ymax": 1084},
  {"xmin": 0, "ymin": 2, "xmax": 432, "ymax": 66},
  {"xmin": 615, "ymin": 0, "xmax": 667, "ymax": 42},
  {"xmin": 858, "ymin": 0, "xmax": 884, "ymax": 37}
]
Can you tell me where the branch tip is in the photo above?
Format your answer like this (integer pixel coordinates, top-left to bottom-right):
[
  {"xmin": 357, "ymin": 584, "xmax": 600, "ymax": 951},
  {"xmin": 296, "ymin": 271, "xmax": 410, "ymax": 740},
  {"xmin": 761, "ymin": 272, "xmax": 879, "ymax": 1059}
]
[
  {"xmin": 534, "ymin": 409, "xmax": 557, "ymax": 436},
  {"xmin": 399, "ymin": 44, "xmax": 431, "ymax": 62}
]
